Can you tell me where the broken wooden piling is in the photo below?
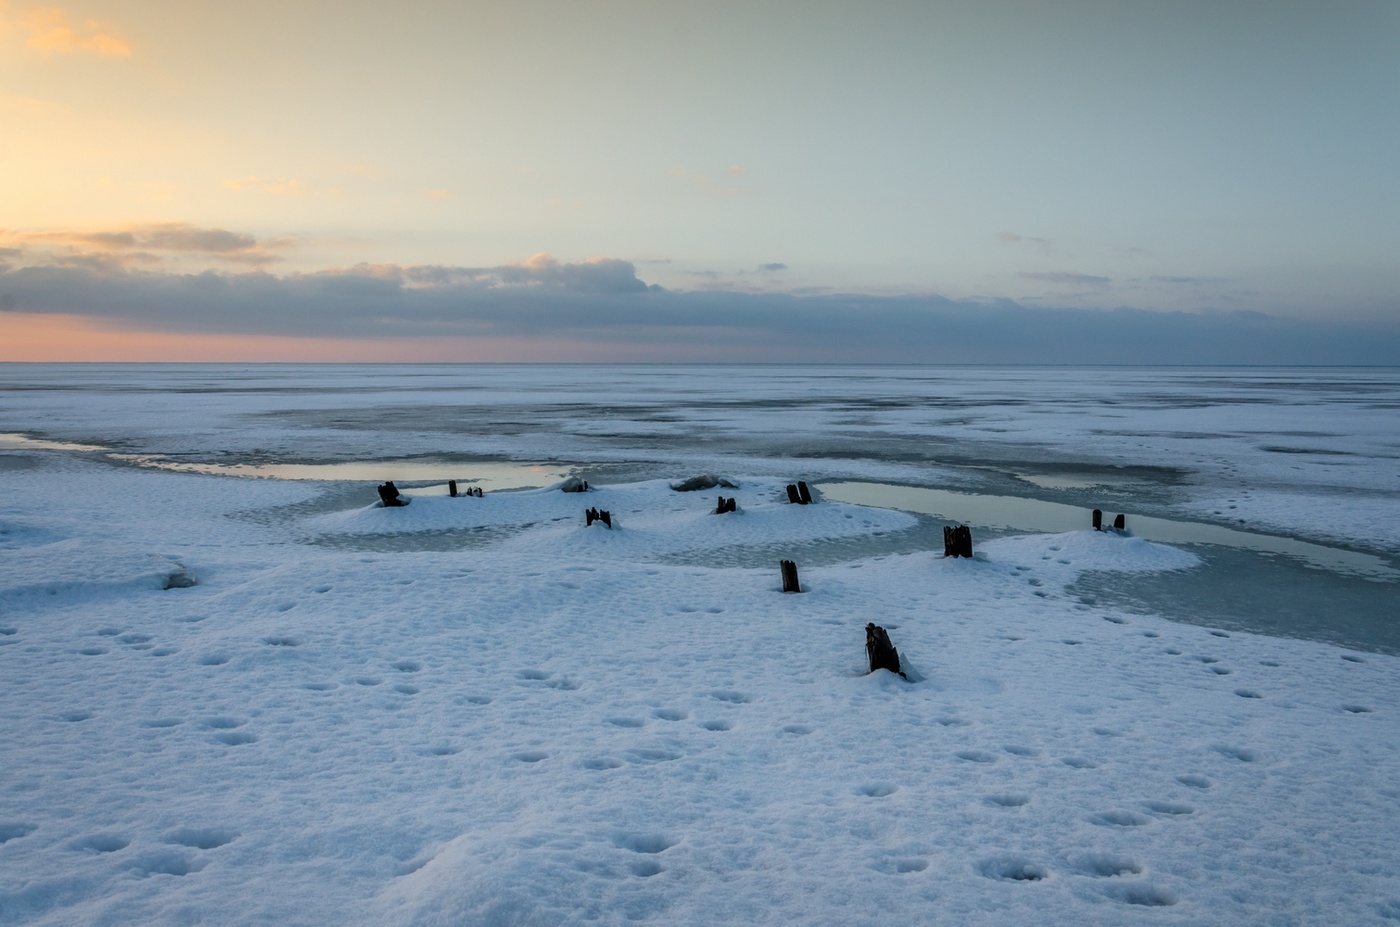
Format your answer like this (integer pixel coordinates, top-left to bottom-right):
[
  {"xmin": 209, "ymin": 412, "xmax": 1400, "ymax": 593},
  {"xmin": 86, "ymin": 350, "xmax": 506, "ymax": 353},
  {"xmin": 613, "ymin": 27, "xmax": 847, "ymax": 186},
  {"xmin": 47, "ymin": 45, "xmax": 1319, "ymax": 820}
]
[
  {"xmin": 865, "ymin": 623, "xmax": 904, "ymax": 677},
  {"xmin": 797, "ymin": 481, "xmax": 813, "ymax": 504},
  {"xmin": 943, "ymin": 524, "xmax": 973, "ymax": 558},
  {"xmin": 1092, "ymin": 508, "xmax": 1103, "ymax": 531},
  {"xmin": 585, "ymin": 507, "xmax": 612, "ymax": 528},
  {"xmin": 448, "ymin": 480, "xmax": 458, "ymax": 498},
  {"xmin": 715, "ymin": 496, "xmax": 738, "ymax": 514},
  {"xmin": 1113, "ymin": 513, "xmax": 1125, "ymax": 530},
  {"xmin": 377, "ymin": 481, "xmax": 406, "ymax": 507},
  {"xmin": 785, "ymin": 484, "xmax": 803, "ymax": 504},
  {"xmin": 780, "ymin": 559, "xmax": 801, "ymax": 593}
]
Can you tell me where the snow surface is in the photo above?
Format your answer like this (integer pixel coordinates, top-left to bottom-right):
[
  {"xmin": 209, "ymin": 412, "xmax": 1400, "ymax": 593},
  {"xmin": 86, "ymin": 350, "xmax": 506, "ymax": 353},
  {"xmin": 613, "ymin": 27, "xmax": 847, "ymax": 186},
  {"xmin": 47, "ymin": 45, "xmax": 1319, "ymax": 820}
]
[{"xmin": 2, "ymin": 365, "xmax": 1399, "ymax": 926}]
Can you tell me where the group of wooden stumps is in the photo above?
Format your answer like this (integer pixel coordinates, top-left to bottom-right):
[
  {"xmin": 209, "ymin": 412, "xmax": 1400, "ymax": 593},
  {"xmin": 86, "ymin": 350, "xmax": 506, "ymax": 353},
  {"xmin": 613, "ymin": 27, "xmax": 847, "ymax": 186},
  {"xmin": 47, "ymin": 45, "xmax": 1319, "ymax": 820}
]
[{"xmin": 376, "ymin": 476, "xmax": 1129, "ymax": 682}]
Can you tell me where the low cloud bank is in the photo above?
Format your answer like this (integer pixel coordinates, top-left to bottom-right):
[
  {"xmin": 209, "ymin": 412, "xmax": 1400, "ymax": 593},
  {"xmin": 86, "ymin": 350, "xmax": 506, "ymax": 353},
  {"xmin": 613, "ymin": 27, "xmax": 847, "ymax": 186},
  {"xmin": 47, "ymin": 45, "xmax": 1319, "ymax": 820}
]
[{"xmin": 2, "ymin": 259, "xmax": 1396, "ymax": 365}]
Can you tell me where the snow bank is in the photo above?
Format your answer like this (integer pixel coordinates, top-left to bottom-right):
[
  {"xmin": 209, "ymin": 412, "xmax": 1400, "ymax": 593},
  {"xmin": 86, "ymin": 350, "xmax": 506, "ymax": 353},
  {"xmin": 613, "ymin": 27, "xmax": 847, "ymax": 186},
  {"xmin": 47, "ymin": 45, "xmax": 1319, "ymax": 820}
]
[{"xmin": 1, "ymin": 460, "xmax": 1396, "ymax": 926}]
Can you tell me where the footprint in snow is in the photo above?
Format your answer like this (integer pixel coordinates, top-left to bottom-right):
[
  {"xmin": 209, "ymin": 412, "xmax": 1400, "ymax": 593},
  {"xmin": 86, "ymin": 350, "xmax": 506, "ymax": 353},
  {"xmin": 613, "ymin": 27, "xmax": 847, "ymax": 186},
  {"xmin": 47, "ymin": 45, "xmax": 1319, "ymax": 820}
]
[
  {"xmin": 652, "ymin": 708, "xmax": 687, "ymax": 721},
  {"xmin": 707, "ymin": 690, "xmax": 752, "ymax": 704},
  {"xmin": 391, "ymin": 660, "xmax": 421, "ymax": 672},
  {"xmin": 165, "ymin": 828, "xmax": 236, "ymax": 849},
  {"xmin": 1175, "ymin": 774, "xmax": 1212, "ymax": 788},
  {"xmin": 978, "ymin": 856, "xmax": 1047, "ymax": 882},
  {"xmin": 1341, "ymin": 704, "xmax": 1373, "ymax": 714},
  {"xmin": 955, "ymin": 750, "xmax": 997, "ymax": 764},
  {"xmin": 213, "ymin": 731, "xmax": 257, "ymax": 746},
  {"xmin": 70, "ymin": 833, "xmax": 129, "ymax": 854},
  {"xmin": 0, "ymin": 823, "xmax": 36, "ymax": 844},
  {"xmin": 1070, "ymin": 853, "xmax": 1142, "ymax": 877},
  {"xmin": 1110, "ymin": 884, "xmax": 1179, "ymax": 907},
  {"xmin": 857, "ymin": 783, "xmax": 898, "ymax": 798},
  {"xmin": 128, "ymin": 850, "xmax": 203, "ymax": 878},
  {"xmin": 985, "ymin": 794, "xmax": 1030, "ymax": 808},
  {"xmin": 1142, "ymin": 801, "xmax": 1194, "ymax": 816},
  {"xmin": 1089, "ymin": 810, "xmax": 1152, "ymax": 827}
]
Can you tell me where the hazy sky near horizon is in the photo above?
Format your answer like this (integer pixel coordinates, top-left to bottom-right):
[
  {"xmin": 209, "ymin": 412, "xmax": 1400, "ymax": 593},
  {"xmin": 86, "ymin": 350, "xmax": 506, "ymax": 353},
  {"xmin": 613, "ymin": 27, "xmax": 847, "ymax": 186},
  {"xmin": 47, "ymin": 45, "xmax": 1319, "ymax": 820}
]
[{"xmin": 2, "ymin": 0, "xmax": 1398, "ymax": 362}]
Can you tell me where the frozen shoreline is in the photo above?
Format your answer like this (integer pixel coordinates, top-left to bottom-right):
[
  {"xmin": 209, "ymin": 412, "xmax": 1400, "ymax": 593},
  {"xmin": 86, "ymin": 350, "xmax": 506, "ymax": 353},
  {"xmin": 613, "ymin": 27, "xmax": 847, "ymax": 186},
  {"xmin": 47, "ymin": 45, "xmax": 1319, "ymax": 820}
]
[
  {"xmin": 2, "ymin": 451, "xmax": 1398, "ymax": 925},
  {"xmin": 2, "ymin": 365, "xmax": 1398, "ymax": 925}
]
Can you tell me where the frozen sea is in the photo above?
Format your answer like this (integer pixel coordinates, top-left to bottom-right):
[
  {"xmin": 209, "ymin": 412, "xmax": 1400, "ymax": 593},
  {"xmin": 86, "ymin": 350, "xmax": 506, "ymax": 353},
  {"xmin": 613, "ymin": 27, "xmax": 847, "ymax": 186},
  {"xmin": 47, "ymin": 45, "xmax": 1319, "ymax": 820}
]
[{"xmin": 1, "ymin": 364, "xmax": 1398, "ymax": 926}]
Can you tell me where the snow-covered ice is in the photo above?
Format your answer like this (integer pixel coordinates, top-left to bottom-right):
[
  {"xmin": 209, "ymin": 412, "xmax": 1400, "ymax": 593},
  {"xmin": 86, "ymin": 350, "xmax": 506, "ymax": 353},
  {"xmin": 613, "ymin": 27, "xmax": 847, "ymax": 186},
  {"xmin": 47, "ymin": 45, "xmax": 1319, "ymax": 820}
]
[{"xmin": 1, "ymin": 365, "xmax": 1397, "ymax": 925}]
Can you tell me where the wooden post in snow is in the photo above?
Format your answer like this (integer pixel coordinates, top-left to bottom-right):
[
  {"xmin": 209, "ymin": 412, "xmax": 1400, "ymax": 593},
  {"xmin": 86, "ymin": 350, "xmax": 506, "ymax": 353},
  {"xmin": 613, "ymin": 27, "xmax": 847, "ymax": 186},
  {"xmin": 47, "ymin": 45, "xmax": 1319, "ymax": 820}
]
[{"xmin": 780, "ymin": 560, "xmax": 801, "ymax": 593}]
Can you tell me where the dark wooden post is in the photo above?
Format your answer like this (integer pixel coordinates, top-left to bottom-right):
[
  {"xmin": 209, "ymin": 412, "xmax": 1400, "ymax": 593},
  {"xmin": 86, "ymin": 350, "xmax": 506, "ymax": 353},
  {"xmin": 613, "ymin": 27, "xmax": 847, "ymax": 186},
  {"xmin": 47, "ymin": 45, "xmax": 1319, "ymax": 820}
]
[
  {"xmin": 1092, "ymin": 509, "xmax": 1102, "ymax": 531},
  {"xmin": 780, "ymin": 560, "xmax": 801, "ymax": 593},
  {"xmin": 797, "ymin": 481, "xmax": 813, "ymax": 504},
  {"xmin": 586, "ymin": 507, "xmax": 597, "ymax": 526},
  {"xmin": 1113, "ymin": 513, "xmax": 1125, "ymax": 530},
  {"xmin": 716, "ymin": 495, "xmax": 737, "ymax": 514},
  {"xmin": 866, "ymin": 623, "xmax": 903, "ymax": 676},
  {"xmin": 448, "ymin": 479, "xmax": 458, "ymax": 498},
  {"xmin": 599, "ymin": 510, "xmax": 612, "ymax": 528},
  {"xmin": 786, "ymin": 484, "xmax": 802, "ymax": 504},
  {"xmin": 944, "ymin": 525, "xmax": 972, "ymax": 558},
  {"xmin": 377, "ymin": 481, "xmax": 406, "ymax": 507}
]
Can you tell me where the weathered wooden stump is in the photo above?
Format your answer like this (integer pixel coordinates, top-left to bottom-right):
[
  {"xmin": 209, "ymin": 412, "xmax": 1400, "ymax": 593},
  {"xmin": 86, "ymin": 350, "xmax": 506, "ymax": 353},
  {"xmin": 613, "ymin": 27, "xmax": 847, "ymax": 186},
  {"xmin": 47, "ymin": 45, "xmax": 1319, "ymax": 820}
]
[
  {"xmin": 943, "ymin": 524, "xmax": 973, "ymax": 558},
  {"xmin": 1113, "ymin": 513, "xmax": 1125, "ymax": 530},
  {"xmin": 586, "ymin": 508, "xmax": 612, "ymax": 528},
  {"xmin": 866, "ymin": 623, "xmax": 903, "ymax": 677},
  {"xmin": 1092, "ymin": 508, "xmax": 1103, "ymax": 531},
  {"xmin": 785, "ymin": 484, "xmax": 803, "ymax": 504},
  {"xmin": 377, "ymin": 481, "xmax": 406, "ymax": 507},
  {"xmin": 474, "ymin": 487, "xmax": 483, "ymax": 498},
  {"xmin": 797, "ymin": 481, "xmax": 813, "ymax": 504},
  {"xmin": 780, "ymin": 559, "xmax": 801, "ymax": 593},
  {"xmin": 448, "ymin": 479, "xmax": 458, "ymax": 498},
  {"xmin": 715, "ymin": 496, "xmax": 738, "ymax": 514}
]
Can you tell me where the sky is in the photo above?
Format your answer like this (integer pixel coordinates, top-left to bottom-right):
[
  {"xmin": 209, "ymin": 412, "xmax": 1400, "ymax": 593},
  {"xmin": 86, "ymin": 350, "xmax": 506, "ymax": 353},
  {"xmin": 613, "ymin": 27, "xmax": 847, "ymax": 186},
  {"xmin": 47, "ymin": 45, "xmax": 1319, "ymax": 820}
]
[{"xmin": 1, "ymin": 0, "xmax": 1398, "ymax": 363}]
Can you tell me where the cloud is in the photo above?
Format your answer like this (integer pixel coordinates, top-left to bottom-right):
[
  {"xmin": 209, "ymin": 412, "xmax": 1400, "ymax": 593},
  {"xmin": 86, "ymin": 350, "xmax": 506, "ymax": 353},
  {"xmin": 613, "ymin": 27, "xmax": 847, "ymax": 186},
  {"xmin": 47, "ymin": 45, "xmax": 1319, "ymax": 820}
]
[
  {"xmin": 2, "ymin": 258, "xmax": 1397, "ymax": 365},
  {"xmin": 1147, "ymin": 275, "xmax": 1230, "ymax": 286},
  {"xmin": 758, "ymin": 263, "xmax": 787, "ymax": 273},
  {"xmin": 2, "ymin": 223, "xmax": 288, "ymax": 268},
  {"xmin": 1019, "ymin": 271, "xmax": 1111, "ymax": 286},
  {"xmin": 996, "ymin": 231, "xmax": 1053, "ymax": 254},
  {"xmin": 724, "ymin": 164, "xmax": 748, "ymax": 176},
  {"xmin": 15, "ymin": 6, "xmax": 131, "ymax": 56}
]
